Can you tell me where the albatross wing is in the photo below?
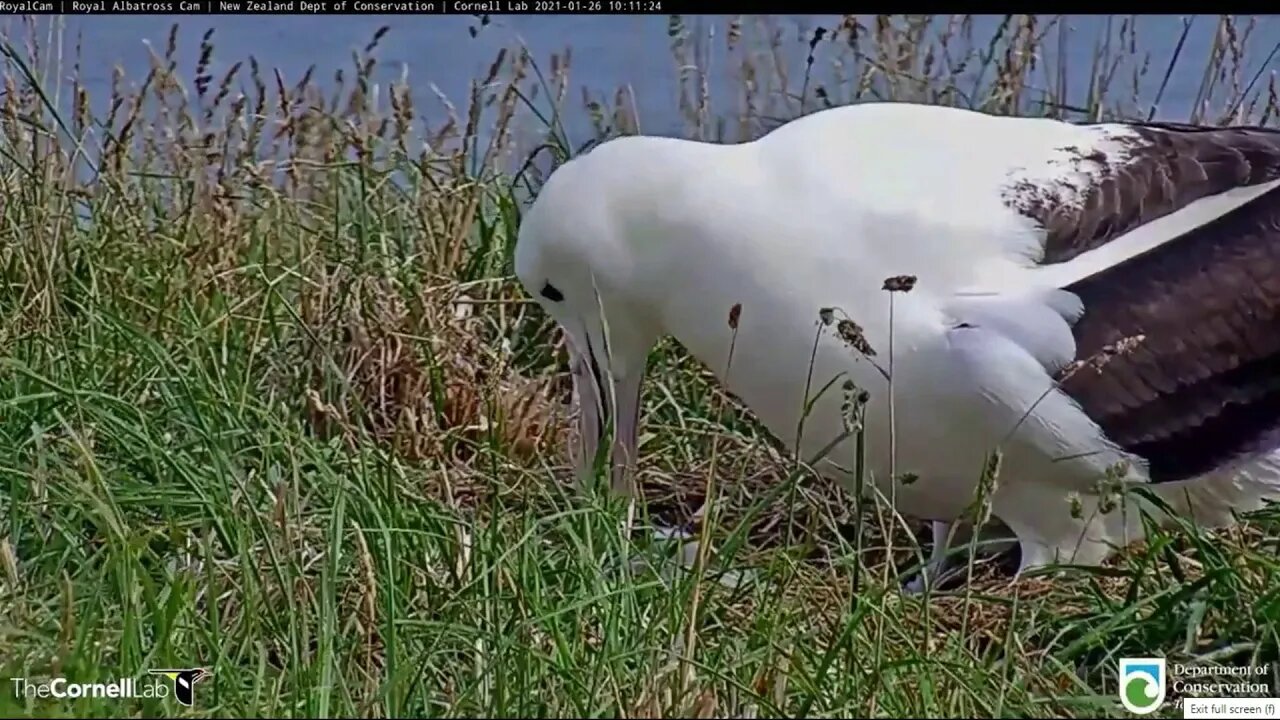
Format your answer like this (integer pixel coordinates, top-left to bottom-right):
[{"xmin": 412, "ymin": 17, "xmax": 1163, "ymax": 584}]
[{"xmin": 933, "ymin": 115, "xmax": 1280, "ymax": 568}]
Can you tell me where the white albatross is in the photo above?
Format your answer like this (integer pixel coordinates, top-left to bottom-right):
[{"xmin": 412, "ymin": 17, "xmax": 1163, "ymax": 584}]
[{"xmin": 513, "ymin": 101, "xmax": 1280, "ymax": 588}]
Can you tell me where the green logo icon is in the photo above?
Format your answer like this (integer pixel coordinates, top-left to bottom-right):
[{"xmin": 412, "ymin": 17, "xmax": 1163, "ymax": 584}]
[{"xmin": 1119, "ymin": 658, "xmax": 1166, "ymax": 715}]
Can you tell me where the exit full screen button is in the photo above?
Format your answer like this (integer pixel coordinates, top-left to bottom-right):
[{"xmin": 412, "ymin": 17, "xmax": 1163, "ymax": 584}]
[{"xmin": 1184, "ymin": 699, "xmax": 1280, "ymax": 719}]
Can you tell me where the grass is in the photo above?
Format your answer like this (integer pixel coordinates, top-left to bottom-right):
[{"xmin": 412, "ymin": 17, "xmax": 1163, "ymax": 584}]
[{"xmin": 1, "ymin": 13, "xmax": 1279, "ymax": 718}]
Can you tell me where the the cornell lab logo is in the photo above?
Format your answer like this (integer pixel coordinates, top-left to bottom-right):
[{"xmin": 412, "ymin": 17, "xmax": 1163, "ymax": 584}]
[{"xmin": 148, "ymin": 668, "xmax": 210, "ymax": 707}]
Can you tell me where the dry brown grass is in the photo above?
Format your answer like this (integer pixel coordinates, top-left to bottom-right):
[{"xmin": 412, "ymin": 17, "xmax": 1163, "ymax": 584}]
[{"xmin": 1, "ymin": 19, "xmax": 578, "ymax": 484}]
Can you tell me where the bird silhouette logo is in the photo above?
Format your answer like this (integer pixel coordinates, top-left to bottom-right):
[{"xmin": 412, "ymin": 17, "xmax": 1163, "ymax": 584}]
[{"xmin": 148, "ymin": 668, "xmax": 210, "ymax": 707}]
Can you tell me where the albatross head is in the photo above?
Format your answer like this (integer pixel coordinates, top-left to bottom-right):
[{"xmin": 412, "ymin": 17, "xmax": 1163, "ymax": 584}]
[{"xmin": 514, "ymin": 144, "xmax": 669, "ymax": 495}]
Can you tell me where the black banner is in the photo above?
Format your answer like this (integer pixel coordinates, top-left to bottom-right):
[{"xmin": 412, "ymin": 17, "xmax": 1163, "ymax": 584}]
[{"xmin": 0, "ymin": 0, "xmax": 670, "ymax": 12}]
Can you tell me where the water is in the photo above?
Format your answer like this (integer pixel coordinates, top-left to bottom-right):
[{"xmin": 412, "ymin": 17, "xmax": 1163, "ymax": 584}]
[{"xmin": 10, "ymin": 14, "xmax": 1280, "ymax": 146}]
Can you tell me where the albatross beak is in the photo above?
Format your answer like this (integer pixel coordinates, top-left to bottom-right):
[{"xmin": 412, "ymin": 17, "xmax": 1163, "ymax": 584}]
[
  {"xmin": 569, "ymin": 338, "xmax": 604, "ymax": 489},
  {"xmin": 609, "ymin": 370, "xmax": 644, "ymax": 495},
  {"xmin": 568, "ymin": 335, "xmax": 644, "ymax": 497}
]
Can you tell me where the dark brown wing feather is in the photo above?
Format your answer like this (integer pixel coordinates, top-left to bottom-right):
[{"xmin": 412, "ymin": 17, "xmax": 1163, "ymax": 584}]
[
  {"xmin": 1008, "ymin": 123, "xmax": 1280, "ymax": 265},
  {"xmin": 1060, "ymin": 183, "xmax": 1280, "ymax": 483}
]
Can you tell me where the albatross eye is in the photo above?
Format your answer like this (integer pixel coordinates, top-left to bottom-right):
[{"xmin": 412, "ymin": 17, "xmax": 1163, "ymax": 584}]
[{"xmin": 540, "ymin": 282, "xmax": 564, "ymax": 302}]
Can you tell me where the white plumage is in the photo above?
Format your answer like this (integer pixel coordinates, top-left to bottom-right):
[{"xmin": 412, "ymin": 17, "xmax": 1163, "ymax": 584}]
[{"xmin": 515, "ymin": 101, "xmax": 1280, "ymax": 589}]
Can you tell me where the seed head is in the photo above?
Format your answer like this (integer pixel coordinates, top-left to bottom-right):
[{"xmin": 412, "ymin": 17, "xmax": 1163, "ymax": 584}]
[
  {"xmin": 837, "ymin": 318, "xmax": 876, "ymax": 357},
  {"xmin": 1055, "ymin": 333, "xmax": 1147, "ymax": 382},
  {"xmin": 882, "ymin": 275, "xmax": 918, "ymax": 293},
  {"xmin": 1098, "ymin": 493, "xmax": 1117, "ymax": 515},
  {"xmin": 839, "ymin": 379, "xmax": 871, "ymax": 433}
]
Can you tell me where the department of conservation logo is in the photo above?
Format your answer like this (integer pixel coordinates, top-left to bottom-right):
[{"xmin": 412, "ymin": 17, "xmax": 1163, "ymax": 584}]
[
  {"xmin": 148, "ymin": 668, "xmax": 209, "ymax": 707},
  {"xmin": 1119, "ymin": 657, "xmax": 1166, "ymax": 715}
]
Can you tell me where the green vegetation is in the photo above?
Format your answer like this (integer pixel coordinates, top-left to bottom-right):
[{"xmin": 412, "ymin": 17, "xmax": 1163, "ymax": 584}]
[{"xmin": 1, "ymin": 14, "xmax": 1278, "ymax": 718}]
